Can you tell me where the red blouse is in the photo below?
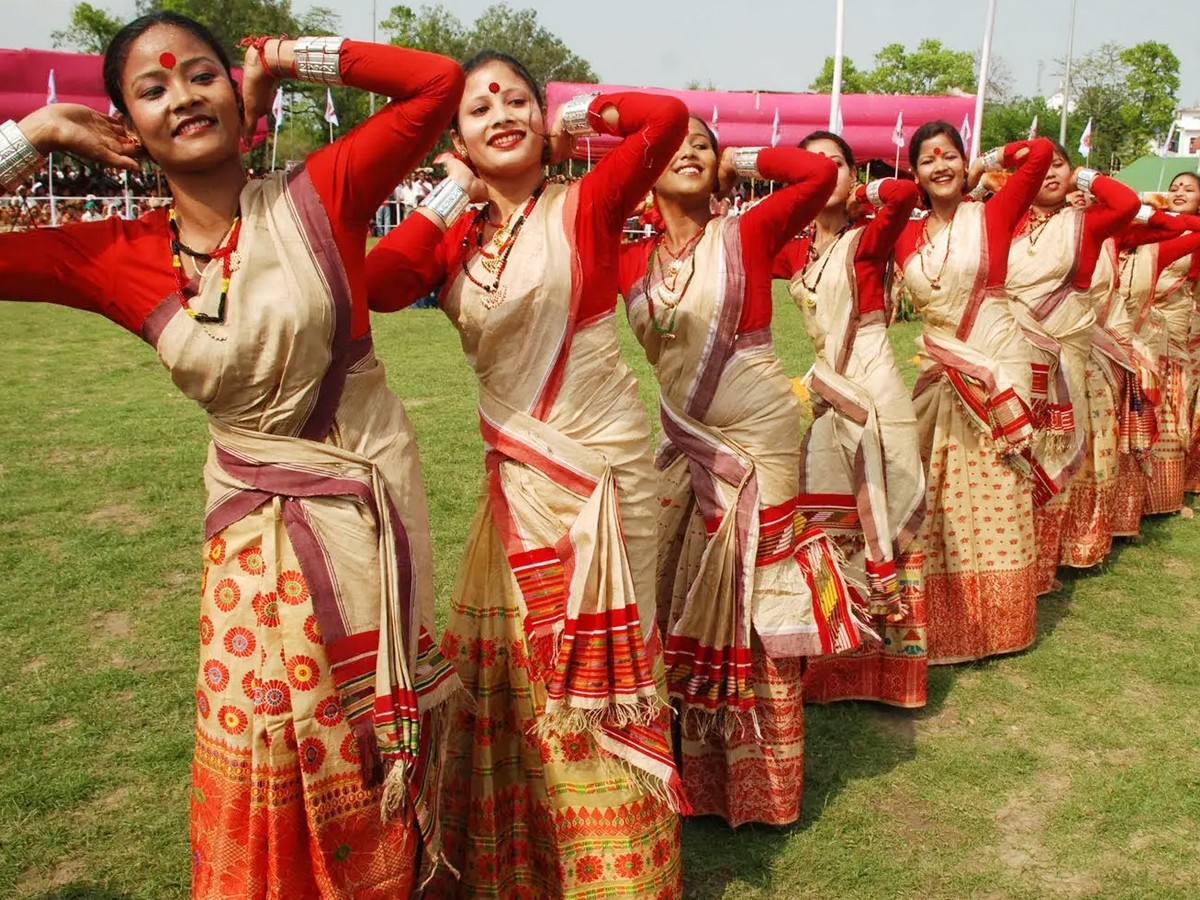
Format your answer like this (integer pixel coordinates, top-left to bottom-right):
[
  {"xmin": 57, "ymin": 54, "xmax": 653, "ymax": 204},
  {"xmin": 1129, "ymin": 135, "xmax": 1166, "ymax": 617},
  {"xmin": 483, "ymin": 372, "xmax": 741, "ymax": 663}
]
[
  {"xmin": 1119, "ymin": 211, "xmax": 1200, "ymax": 282},
  {"xmin": 1048, "ymin": 175, "xmax": 1141, "ymax": 290},
  {"xmin": 0, "ymin": 42, "xmax": 464, "ymax": 340},
  {"xmin": 895, "ymin": 138, "xmax": 1055, "ymax": 289},
  {"xmin": 366, "ymin": 92, "xmax": 690, "ymax": 320},
  {"xmin": 771, "ymin": 177, "xmax": 920, "ymax": 315},
  {"xmin": 618, "ymin": 147, "xmax": 837, "ymax": 332}
]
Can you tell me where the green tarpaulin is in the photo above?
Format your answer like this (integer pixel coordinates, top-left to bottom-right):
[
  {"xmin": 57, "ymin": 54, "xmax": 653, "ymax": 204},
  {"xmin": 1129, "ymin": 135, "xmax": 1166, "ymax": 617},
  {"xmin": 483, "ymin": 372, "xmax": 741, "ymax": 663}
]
[{"xmin": 1111, "ymin": 155, "xmax": 1200, "ymax": 192}]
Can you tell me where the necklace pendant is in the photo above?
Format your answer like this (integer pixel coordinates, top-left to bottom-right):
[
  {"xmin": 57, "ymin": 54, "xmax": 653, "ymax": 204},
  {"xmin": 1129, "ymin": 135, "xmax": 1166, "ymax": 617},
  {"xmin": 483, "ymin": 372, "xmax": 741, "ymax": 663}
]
[
  {"xmin": 228, "ymin": 249, "xmax": 242, "ymax": 272},
  {"xmin": 931, "ymin": 279, "xmax": 942, "ymax": 291},
  {"xmin": 1027, "ymin": 245, "xmax": 1037, "ymax": 257},
  {"xmin": 667, "ymin": 259, "xmax": 683, "ymax": 276}
]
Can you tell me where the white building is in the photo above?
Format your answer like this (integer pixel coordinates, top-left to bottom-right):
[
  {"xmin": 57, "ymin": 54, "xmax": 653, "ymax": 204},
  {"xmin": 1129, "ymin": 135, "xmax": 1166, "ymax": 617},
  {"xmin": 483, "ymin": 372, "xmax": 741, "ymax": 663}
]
[{"xmin": 1169, "ymin": 106, "xmax": 1200, "ymax": 156}]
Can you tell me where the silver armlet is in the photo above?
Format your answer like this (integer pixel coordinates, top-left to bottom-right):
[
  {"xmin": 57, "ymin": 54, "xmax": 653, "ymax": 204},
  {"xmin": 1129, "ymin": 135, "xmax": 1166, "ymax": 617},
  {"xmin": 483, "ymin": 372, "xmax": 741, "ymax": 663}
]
[
  {"xmin": 968, "ymin": 180, "xmax": 991, "ymax": 202},
  {"xmin": 420, "ymin": 178, "xmax": 470, "ymax": 226},
  {"xmin": 865, "ymin": 179, "xmax": 886, "ymax": 207},
  {"xmin": 560, "ymin": 92, "xmax": 600, "ymax": 136},
  {"xmin": 293, "ymin": 37, "xmax": 346, "ymax": 85},
  {"xmin": 1075, "ymin": 167, "xmax": 1099, "ymax": 194},
  {"xmin": 1134, "ymin": 204, "xmax": 1154, "ymax": 225},
  {"xmin": 733, "ymin": 147, "xmax": 765, "ymax": 179},
  {"xmin": 980, "ymin": 147, "xmax": 1005, "ymax": 172},
  {"xmin": 0, "ymin": 120, "xmax": 45, "ymax": 192}
]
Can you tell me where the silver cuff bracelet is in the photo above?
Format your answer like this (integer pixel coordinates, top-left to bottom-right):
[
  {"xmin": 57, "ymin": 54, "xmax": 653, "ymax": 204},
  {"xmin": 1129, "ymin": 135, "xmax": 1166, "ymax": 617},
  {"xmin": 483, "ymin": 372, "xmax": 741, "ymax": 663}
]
[
  {"xmin": 980, "ymin": 147, "xmax": 1005, "ymax": 172},
  {"xmin": 294, "ymin": 36, "xmax": 346, "ymax": 85},
  {"xmin": 1134, "ymin": 204, "xmax": 1154, "ymax": 225},
  {"xmin": 865, "ymin": 179, "xmax": 886, "ymax": 207},
  {"xmin": 420, "ymin": 177, "xmax": 470, "ymax": 226},
  {"xmin": 1075, "ymin": 167, "xmax": 1099, "ymax": 194},
  {"xmin": 733, "ymin": 147, "xmax": 765, "ymax": 179},
  {"xmin": 560, "ymin": 92, "xmax": 600, "ymax": 136},
  {"xmin": 0, "ymin": 120, "xmax": 45, "ymax": 192}
]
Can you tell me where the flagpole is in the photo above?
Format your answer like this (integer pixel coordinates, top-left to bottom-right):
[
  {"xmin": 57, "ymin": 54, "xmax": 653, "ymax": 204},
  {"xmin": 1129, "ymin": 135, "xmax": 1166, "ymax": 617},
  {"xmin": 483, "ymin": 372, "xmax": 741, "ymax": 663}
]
[
  {"xmin": 971, "ymin": 0, "xmax": 997, "ymax": 161},
  {"xmin": 122, "ymin": 168, "xmax": 132, "ymax": 219},
  {"xmin": 48, "ymin": 152, "xmax": 57, "ymax": 226},
  {"xmin": 1059, "ymin": 0, "xmax": 1077, "ymax": 144},
  {"xmin": 271, "ymin": 119, "xmax": 280, "ymax": 170},
  {"xmin": 368, "ymin": 0, "xmax": 377, "ymax": 116},
  {"xmin": 895, "ymin": 145, "xmax": 900, "ymax": 178},
  {"xmin": 828, "ymin": 0, "xmax": 845, "ymax": 132}
]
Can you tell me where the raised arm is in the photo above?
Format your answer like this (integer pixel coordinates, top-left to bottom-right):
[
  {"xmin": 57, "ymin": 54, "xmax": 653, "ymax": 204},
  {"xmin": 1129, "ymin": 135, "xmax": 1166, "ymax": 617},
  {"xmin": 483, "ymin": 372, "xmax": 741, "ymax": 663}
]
[
  {"xmin": 736, "ymin": 147, "xmax": 838, "ymax": 260},
  {"xmin": 771, "ymin": 235, "xmax": 811, "ymax": 280},
  {"xmin": 1074, "ymin": 171, "xmax": 1140, "ymax": 289},
  {"xmin": 574, "ymin": 92, "xmax": 690, "ymax": 238},
  {"xmin": 365, "ymin": 212, "xmax": 455, "ymax": 312},
  {"xmin": 1121, "ymin": 208, "xmax": 1196, "ymax": 249},
  {"xmin": 1154, "ymin": 228, "xmax": 1200, "ymax": 271},
  {"xmin": 982, "ymin": 138, "xmax": 1055, "ymax": 239},
  {"xmin": 855, "ymin": 178, "xmax": 920, "ymax": 262}
]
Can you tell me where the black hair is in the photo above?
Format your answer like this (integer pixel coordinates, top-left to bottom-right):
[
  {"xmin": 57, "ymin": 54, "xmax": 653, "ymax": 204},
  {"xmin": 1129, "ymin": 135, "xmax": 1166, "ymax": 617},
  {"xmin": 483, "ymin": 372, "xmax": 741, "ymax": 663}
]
[
  {"xmin": 1048, "ymin": 140, "xmax": 1072, "ymax": 165},
  {"xmin": 103, "ymin": 12, "xmax": 234, "ymax": 116},
  {"xmin": 908, "ymin": 120, "xmax": 965, "ymax": 169},
  {"xmin": 800, "ymin": 129, "xmax": 855, "ymax": 169},
  {"xmin": 1169, "ymin": 171, "xmax": 1200, "ymax": 191},
  {"xmin": 453, "ymin": 50, "xmax": 544, "ymax": 132},
  {"xmin": 689, "ymin": 115, "xmax": 719, "ymax": 157}
]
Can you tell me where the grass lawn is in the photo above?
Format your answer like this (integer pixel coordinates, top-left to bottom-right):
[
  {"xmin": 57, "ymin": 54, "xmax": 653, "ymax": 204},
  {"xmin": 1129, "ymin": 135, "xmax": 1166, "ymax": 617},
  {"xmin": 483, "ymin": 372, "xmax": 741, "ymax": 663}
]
[{"xmin": 2, "ymin": 284, "xmax": 1199, "ymax": 899}]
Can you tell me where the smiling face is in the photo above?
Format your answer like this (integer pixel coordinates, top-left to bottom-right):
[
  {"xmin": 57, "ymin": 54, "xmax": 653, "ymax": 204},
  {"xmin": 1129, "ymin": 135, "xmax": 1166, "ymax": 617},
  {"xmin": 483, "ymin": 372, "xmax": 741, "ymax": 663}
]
[
  {"xmin": 452, "ymin": 60, "xmax": 546, "ymax": 181},
  {"xmin": 118, "ymin": 24, "xmax": 240, "ymax": 174},
  {"xmin": 1167, "ymin": 173, "xmax": 1200, "ymax": 214},
  {"xmin": 803, "ymin": 137, "xmax": 855, "ymax": 211},
  {"xmin": 653, "ymin": 118, "xmax": 718, "ymax": 205},
  {"xmin": 914, "ymin": 133, "xmax": 966, "ymax": 205},
  {"xmin": 1035, "ymin": 152, "xmax": 1072, "ymax": 208}
]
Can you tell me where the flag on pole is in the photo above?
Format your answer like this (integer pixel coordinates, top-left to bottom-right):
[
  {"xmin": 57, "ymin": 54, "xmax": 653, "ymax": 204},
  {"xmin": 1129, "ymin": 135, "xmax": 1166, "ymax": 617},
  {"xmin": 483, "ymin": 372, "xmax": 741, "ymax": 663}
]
[
  {"xmin": 270, "ymin": 86, "xmax": 285, "ymax": 126},
  {"xmin": 47, "ymin": 69, "xmax": 57, "ymax": 104},
  {"xmin": 711, "ymin": 104, "xmax": 719, "ymax": 141},
  {"xmin": 892, "ymin": 111, "xmax": 905, "ymax": 148},
  {"xmin": 960, "ymin": 114, "xmax": 972, "ymax": 149},
  {"xmin": 1160, "ymin": 120, "xmax": 1176, "ymax": 158},
  {"xmin": 1028, "ymin": 115, "xmax": 1039, "ymax": 140},
  {"xmin": 324, "ymin": 88, "xmax": 339, "ymax": 128},
  {"xmin": 771, "ymin": 107, "xmax": 781, "ymax": 147},
  {"xmin": 1078, "ymin": 117, "xmax": 1093, "ymax": 159}
]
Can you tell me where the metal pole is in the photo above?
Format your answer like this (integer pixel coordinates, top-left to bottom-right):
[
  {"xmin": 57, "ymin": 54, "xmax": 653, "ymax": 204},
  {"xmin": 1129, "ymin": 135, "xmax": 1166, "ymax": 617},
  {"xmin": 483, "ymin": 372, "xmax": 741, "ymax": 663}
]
[
  {"xmin": 971, "ymin": 0, "xmax": 997, "ymax": 160},
  {"xmin": 1059, "ymin": 0, "xmax": 1077, "ymax": 145},
  {"xmin": 48, "ymin": 153, "xmax": 57, "ymax": 226},
  {"xmin": 369, "ymin": 0, "xmax": 377, "ymax": 116},
  {"xmin": 828, "ymin": 0, "xmax": 845, "ymax": 132}
]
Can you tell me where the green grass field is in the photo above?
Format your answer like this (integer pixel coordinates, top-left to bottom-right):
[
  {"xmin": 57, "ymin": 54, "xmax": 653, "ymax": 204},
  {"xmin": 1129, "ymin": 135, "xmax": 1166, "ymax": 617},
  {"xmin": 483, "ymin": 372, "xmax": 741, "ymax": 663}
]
[{"xmin": 2, "ymin": 285, "xmax": 1199, "ymax": 899}]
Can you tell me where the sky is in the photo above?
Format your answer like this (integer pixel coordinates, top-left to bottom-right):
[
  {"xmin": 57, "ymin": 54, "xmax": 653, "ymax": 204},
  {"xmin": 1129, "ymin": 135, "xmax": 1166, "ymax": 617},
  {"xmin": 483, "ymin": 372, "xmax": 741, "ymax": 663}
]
[{"xmin": 12, "ymin": 0, "xmax": 1200, "ymax": 105}]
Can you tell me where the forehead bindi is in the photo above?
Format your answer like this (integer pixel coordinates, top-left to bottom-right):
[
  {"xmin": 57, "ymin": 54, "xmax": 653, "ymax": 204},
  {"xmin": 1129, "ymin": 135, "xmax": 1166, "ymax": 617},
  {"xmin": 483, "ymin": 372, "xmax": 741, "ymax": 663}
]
[{"xmin": 125, "ymin": 26, "xmax": 212, "ymax": 81}]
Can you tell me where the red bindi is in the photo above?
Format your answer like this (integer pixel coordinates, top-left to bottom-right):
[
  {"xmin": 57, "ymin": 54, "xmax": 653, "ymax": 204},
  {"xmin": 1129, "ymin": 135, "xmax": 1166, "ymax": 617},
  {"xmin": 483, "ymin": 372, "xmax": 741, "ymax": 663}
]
[
  {"xmin": 488, "ymin": 82, "xmax": 500, "ymax": 93},
  {"xmin": 933, "ymin": 147, "xmax": 942, "ymax": 156},
  {"xmin": 159, "ymin": 51, "xmax": 177, "ymax": 69}
]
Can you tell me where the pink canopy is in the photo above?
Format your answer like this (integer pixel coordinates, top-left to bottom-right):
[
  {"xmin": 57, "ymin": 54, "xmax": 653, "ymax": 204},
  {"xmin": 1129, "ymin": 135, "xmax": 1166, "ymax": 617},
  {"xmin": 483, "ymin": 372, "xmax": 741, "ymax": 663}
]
[
  {"xmin": 547, "ymin": 82, "xmax": 976, "ymax": 167},
  {"xmin": 0, "ymin": 48, "xmax": 268, "ymax": 146}
]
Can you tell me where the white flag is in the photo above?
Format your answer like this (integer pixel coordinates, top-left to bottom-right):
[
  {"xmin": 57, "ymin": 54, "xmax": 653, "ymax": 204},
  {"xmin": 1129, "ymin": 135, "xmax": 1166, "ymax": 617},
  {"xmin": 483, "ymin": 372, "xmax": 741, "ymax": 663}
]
[
  {"xmin": 1160, "ymin": 121, "xmax": 1176, "ymax": 159},
  {"xmin": 324, "ymin": 87, "xmax": 339, "ymax": 128},
  {"xmin": 711, "ymin": 104, "xmax": 719, "ymax": 141},
  {"xmin": 1078, "ymin": 117, "xmax": 1093, "ymax": 159},
  {"xmin": 891, "ymin": 110, "xmax": 905, "ymax": 148},
  {"xmin": 107, "ymin": 100, "xmax": 118, "ymax": 117},
  {"xmin": 771, "ymin": 107, "xmax": 781, "ymax": 147},
  {"xmin": 47, "ymin": 69, "xmax": 57, "ymax": 104},
  {"xmin": 960, "ymin": 114, "xmax": 972, "ymax": 149},
  {"xmin": 271, "ymin": 86, "xmax": 284, "ymax": 126},
  {"xmin": 1028, "ymin": 115, "xmax": 1038, "ymax": 141}
]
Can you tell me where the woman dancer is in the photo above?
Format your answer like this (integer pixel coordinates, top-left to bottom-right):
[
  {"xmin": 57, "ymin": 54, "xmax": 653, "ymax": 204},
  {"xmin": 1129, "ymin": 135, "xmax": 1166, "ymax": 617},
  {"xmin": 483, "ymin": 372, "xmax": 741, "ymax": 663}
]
[
  {"xmin": 366, "ymin": 53, "xmax": 689, "ymax": 897},
  {"xmin": 894, "ymin": 123, "xmax": 1054, "ymax": 664},
  {"xmin": 1005, "ymin": 144, "xmax": 1140, "ymax": 587},
  {"xmin": 0, "ymin": 14, "xmax": 463, "ymax": 897},
  {"xmin": 617, "ymin": 120, "xmax": 865, "ymax": 827},
  {"xmin": 772, "ymin": 131, "xmax": 928, "ymax": 708}
]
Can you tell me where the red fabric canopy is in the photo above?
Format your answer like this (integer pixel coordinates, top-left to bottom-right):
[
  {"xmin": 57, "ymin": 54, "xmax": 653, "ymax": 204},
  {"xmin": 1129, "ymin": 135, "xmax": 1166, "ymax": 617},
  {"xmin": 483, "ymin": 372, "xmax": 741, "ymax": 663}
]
[
  {"xmin": 547, "ymin": 82, "xmax": 977, "ymax": 167},
  {"xmin": 0, "ymin": 48, "xmax": 268, "ymax": 146}
]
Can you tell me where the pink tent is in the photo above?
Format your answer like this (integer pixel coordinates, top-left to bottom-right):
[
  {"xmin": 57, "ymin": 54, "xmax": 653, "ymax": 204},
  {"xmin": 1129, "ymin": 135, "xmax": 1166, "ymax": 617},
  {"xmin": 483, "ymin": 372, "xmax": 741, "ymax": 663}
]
[
  {"xmin": 547, "ymin": 82, "xmax": 976, "ymax": 167},
  {"xmin": 0, "ymin": 48, "xmax": 268, "ymax": 145}
]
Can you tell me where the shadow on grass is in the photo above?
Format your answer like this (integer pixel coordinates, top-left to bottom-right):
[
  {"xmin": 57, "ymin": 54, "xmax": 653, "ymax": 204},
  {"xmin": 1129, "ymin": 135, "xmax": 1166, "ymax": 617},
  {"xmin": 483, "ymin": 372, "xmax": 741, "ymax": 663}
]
[
  {"xmin": 680, "ymin": 672, "xmax": 953, "ymax": 898},
  {"xmin": 30, "ymin": 888, "xmax": 136, "ymax": 900}
]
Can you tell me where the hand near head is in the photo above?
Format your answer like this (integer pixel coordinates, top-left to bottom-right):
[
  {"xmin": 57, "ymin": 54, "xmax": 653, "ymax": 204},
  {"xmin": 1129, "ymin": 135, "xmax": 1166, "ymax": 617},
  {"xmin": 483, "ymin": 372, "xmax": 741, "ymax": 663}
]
[
  {"xmin": 434, "ymin": 152, "xmax": 488, "ymax": 204},
  {"xmin": 717, "ymin": 147, "xmax": 739, "ymax": 198},
  {"xmin": 239, "ymin": 39, "xmax": 279, "ymax": 143},
  {"xmin": 19, "ymin": 105, "xmax": 140, "ymax": 171}
]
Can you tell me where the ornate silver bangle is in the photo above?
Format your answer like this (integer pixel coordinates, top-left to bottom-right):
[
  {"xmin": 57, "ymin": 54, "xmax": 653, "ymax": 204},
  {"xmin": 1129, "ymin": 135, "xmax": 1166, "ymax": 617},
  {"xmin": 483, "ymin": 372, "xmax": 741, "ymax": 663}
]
[
  {"xmin": 865, "ymin": 179, "xmax": 886, "ymax": 207},
  {"xmin": 293, "ymin": 36, "xmax": 346, "ymax": 85},
  {"xmin": 1134, "ymin": 204, "xmax": 1154, "ymax": 225},
  {"xmin": 560, "ymin": 92, "xmax": 600, "ymax": 136},
  {"xmin": 420, "ymin": 177, "xmax": 470, "ymax": 226},
  {"xmin": 968, "ymin": 180, "xmax": 990, "ymax": 201},
  {"xmin": 733, "ymin": 147, "xmax": 764, "ymax": 179},
  {"xmin": 1076, "ymin": 167, "xmax": 1099, "ymax": 194},
  {"xmin": 0, "ymin": 119, "xmax": 45, "ymax": 192},
  {"xmin": 980, "ymin": 147, "xmax": 1005, "ymax": 172}
]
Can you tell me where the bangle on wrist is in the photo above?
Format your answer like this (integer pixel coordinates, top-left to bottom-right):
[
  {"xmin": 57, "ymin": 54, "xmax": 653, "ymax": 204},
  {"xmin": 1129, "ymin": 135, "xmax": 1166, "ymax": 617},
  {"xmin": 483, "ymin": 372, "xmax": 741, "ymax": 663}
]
[
  {"xmin": 293, "ymin": 36, "xmax": 346, "ymax": 85},
  {"xmin": 1075, "ymin": 168, "xmax": 1099, "ymax": 194},
  {"xmin": 732, "ymin": 147, "xmax": 764, "ymax": 179},
  {"xmin": 0, "ymin": 119, "xmax": 46, "ymax": 192},
  {"xmin": 560, "ymin": 92, "xmax": 600, "ymax": 136},
  {"xmin": 980, "ymin": 147, "xmax": 1005, "ymax": 172},
  {"xmin": 1134, "ymin": 204, "xmax": 1154, "ymax": 225},
  {"xmin": 967, "ymin": 180, "xmax": 990, "ymax": 201},
  {"xmin": 420, "ymin": 177, "xmax": 470, "ymax": 226},
  {"xmin": 238, "ymin": 35, "xmax": 288, "ymax": 77},
  {"xmin": 865, "ymin": 179, "xmax": 887, "ymax": 207}
]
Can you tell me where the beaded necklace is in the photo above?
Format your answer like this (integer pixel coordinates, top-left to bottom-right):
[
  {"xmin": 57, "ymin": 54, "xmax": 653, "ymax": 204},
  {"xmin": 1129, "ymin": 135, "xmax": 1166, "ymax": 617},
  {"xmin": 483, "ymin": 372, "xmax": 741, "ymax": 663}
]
[
  {"xmin": 168, "ymin": 205, "xmax": 243, "ymax": 327},
  {"xmin": 642, "ymin": 225, "xmax": 707, "ymax": 338},
  {"xmin": 795, "ymin": 223, "xmax": 851, "ymax": 309},
  {"xmin": 461, "ymin": 183, "xmax": 545, "ymax": 309},
  {"xmin": 1020, "ymin": 206, "xmax": 1062, "ymax": 256},
  {"xmin": 918, "ymin": 213, "xmax": 956, "ymax": 290}
]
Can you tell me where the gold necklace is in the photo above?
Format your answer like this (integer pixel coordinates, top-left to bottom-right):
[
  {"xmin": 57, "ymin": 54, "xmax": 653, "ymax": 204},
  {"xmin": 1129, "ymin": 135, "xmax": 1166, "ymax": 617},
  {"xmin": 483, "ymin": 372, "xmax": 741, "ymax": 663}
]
[
  {"xmin": 919, "ymin": 214, "xmax": 955, "ymax": 290},
  {"xmin": 1021, "ymin": 207, "xmax": 1061, "ymax": 256}
]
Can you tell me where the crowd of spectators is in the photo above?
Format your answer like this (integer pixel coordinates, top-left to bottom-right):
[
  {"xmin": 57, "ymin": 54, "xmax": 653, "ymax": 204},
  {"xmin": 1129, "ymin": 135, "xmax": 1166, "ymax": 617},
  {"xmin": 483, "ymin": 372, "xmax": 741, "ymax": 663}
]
[{"xmin": 0, "ymin": 161, "xmax": 170, "ymax": 229}]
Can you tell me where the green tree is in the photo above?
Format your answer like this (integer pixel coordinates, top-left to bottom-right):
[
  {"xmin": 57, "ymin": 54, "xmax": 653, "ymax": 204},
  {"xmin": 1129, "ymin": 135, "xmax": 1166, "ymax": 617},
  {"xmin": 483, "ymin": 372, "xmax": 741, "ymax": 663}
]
[
  {"xmin": 807, "ymin": 56, "xmax": 869, "ymax": 93},
  {"xmin": 379, "ymin": 4, "xmax": 469, "ymax": 61},
  {"xmin": 51, "ymin": 1, "xmax": 125, "ymax": 54},
  {"xmin": 865, "ymin": 39, "xmax": 976, "ymax": 95},
  {"xmin": 1119, "ymin": 41, "xmax": 1181, "ymax": 150}
]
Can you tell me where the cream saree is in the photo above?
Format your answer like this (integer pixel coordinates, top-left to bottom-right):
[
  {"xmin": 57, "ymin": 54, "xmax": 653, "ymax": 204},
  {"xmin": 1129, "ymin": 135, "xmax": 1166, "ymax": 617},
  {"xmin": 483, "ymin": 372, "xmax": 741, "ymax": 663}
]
[
  {"xmin": 142, "ymin": 168, "xmax": 453, "ymax": 898},
  {"xmin": 625, "ymin": 216, "xmax": 865, "ymax": 826},
  {"xmin": 431, "ymin": 183, "xmax": 682, "ymax": 899},
  {"xmin": 1145, "ymin": 254, "xmax": 1194, "ymax": 514}
]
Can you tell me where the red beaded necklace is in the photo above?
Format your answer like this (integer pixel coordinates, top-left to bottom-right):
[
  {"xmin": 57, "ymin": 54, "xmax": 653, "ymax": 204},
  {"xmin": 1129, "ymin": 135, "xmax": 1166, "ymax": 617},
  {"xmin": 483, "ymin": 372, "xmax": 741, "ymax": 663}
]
[
  {"xmin": 168, "ymin": 205, "xmax": 243, "ymax": 324},
  {"xmin": 461, "ymin": 184, "xmax": 544, "ymax": 308}
]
